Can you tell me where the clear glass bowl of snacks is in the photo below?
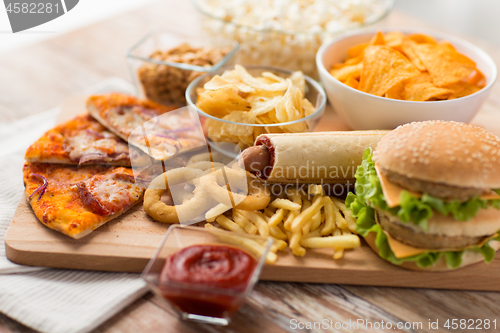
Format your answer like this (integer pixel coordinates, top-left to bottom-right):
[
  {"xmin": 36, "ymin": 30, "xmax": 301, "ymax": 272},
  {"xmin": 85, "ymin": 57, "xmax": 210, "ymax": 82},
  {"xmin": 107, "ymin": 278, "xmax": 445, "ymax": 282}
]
[
  {"xmin": 142, "ymin": 225, "xmax": 272, "ymax": 326},
  {"xmin": 127, "ymin": 31, "xmax": 239, "ymax": 105},
  {"xmin": 186, "ymin": 65, "xmax": 326, "ymax": 154},
  {"xmin": 194, "ymin": 0, "xmax": 394, "ymax": 78}
]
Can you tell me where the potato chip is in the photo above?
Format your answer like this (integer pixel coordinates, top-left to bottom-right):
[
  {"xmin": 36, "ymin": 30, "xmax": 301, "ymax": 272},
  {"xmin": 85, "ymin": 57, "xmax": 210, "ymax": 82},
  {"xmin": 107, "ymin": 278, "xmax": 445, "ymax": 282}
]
[
  {"xmin": 404, "ymin": 73, "xmax": 452, "ymax": 101},
  {"xmin": 196, "ymin": 86, "xmax": 251, "ymax": 118},
  {"xmin": 289, "ymin": 71, "xmax": 306, "ymax": 96},
  {"xmin": 329, "ymin": 62, "xmax": 363, "ymax": 82},
  {"xmin": 359, "ymin": 45, "xmax": 420, "ymax": 96},
  {"xmin": 302, "ymin": 98, "xmax": 316, "ymax": 117},
  {"xmin": 401, "ymin": 38, "xmax": 426, "ymax": 71},
  {"xmin": 249, "ymin": 96, "xmax": 282, "ymax": 116},
  {"xmin": 408, "ymin": 33, "xmax": 437, "ymax": 44},
  {"xmin": 204, "ymin": 75, "xmax": 255, "ymax": 93},
  {"xmin": 235, "ymin": 65, "xmax": 289, "ymax": 91},
  {"xmin": 344, "ymin": 76, "xmax": 359, "ymax": 89},
  {"xmin": 414, "ymin": 42, "xmax": 476, "ymax": 87}
]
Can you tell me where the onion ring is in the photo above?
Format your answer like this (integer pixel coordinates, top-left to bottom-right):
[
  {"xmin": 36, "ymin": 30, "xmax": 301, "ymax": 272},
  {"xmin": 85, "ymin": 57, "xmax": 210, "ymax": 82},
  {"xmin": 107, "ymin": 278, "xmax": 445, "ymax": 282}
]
[
  {"xmin": 144, "ymin": 167, "xmax": 212, "ymax": 224},
  {"xmin": 199, "ymin": 166, "xmax": 270, "ymax": 210}
]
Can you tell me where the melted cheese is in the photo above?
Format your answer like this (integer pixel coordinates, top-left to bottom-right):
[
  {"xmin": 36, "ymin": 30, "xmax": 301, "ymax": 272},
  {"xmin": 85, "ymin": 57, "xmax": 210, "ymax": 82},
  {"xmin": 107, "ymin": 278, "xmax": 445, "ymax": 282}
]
[
  {"xmin": 384, "ymin": 230, "xmax": 499, "ymax": 259},
  {"xmin": 374, "ymin": 163, "xmax": 500, "ymax": 208}
]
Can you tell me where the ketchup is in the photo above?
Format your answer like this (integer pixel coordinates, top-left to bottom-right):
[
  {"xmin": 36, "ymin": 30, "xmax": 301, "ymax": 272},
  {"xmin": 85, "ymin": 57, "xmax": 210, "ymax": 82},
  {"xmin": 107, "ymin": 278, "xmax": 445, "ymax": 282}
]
[{"xmin": 159, "ymin": 244, "xmax": 258, "ymax": 319}]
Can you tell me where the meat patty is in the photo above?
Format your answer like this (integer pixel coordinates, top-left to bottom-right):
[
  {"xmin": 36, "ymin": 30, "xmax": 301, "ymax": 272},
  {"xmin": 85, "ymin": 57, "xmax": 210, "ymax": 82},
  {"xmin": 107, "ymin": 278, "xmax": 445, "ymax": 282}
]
[
  {"xmin": 377, "ymin": 211, "xmax": 489, "ymax": 249},
  {"xmin": 381, "ymin": 168, "xmax": 488, "ymax": 202}
]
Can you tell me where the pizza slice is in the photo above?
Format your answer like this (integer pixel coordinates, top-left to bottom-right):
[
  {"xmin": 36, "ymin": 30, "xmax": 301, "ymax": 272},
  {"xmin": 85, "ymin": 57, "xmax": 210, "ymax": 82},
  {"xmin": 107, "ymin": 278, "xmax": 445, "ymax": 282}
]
[
  {"xmin": 86, "ymin": 93, "xmax": 205, "ymax": 161},
  {"xmin": 23, "ymin": 162, "xmax": 145, "ymax": 239},
  {"xmin": 25, "ymin": 114, "xmax": 150, "ymax": 166}
]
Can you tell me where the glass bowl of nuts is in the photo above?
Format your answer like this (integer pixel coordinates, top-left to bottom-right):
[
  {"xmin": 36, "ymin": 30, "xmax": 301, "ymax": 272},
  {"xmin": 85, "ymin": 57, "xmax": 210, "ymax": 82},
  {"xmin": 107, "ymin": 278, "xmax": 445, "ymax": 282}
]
[
  {"xmin": 127, "ymin": 31, "xmax": 239, "ymax": 106},
  {"xmin": 194, "ymin": 0, "xmax": 394, "ymax": 78}
]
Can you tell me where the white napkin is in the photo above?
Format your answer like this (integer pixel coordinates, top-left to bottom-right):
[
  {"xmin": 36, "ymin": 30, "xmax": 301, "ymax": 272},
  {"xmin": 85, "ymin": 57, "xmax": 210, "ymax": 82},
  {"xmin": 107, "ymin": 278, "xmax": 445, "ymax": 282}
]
[{"xmin": 0, "ymin": 79, "xmax": 149, "ymax": 333}]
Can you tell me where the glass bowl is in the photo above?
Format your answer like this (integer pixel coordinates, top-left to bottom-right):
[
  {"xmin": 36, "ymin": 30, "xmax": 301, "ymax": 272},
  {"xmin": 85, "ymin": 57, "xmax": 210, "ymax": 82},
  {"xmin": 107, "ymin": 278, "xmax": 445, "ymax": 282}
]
[
  {"xmin": 142, "ymin": 225, "xmax": 272, "ymax": 326},
  {"xmin": 186, "ymin": 65, "xmax": 326, "ymax": 156},
  {"xmin": 127, "ymin": 31, "xmax": 239, "ymax": 105},
  {"xmin": 194, "ymin": 0, "xmax": 394, "ymax": 78}
]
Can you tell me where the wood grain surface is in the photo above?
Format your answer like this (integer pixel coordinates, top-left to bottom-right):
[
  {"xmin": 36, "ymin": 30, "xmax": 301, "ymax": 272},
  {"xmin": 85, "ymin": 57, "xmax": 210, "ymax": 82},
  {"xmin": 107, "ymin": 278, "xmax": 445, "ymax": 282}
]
[{"xmin": 3, "ymin": 1, "xmax": 500, "ymax": 332}]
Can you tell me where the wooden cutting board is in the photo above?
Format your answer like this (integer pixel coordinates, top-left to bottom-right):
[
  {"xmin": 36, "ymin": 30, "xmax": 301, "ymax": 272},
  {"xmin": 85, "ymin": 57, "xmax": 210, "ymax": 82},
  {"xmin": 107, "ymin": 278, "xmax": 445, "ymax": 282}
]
[{"xmin": 6, "ymin": 98, "xmax": 500, "ymax": 291}]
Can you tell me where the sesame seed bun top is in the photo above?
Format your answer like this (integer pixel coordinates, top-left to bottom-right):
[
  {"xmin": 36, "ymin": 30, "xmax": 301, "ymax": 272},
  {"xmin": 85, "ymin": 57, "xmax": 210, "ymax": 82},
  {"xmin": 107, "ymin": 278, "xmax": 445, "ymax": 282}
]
[{"xmin": 373, "ymin": 121, "xmax": 500, "ymax": 189}]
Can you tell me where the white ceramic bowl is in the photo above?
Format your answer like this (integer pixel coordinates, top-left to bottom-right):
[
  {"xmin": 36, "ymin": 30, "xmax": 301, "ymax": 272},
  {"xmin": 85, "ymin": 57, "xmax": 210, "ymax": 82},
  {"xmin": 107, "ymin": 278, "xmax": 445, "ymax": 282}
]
[{"xmin": 316, "ymin": 28, "xmax": 497, "ymax": 130}]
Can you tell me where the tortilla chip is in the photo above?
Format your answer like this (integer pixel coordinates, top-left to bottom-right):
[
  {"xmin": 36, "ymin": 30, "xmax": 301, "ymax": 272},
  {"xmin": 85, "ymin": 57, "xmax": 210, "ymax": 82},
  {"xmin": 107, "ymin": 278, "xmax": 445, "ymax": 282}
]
[
  {"xmin": 330, "ymin": 63, "xmax": 363, "ymax": 82},
  {"xmin": 359, "ymin": 45, "xmax": 420, "ymax": 96},
  {"xmin": 445, "ymin": 82, "xmax": 482, "ymax": 99},
  {"xmin": 344, "ymin": 76, "xmax": 359, "ymax": 89},
  {"xmin": 347, "ymin": 43, "xmax": 368, "ymax": 59},
  {"xmin": 414, "ymin": 42, "xmax": 476, "ymax": 87},
  {"xmin": 401, "ymin": 38, "xmax": 426, "ymax": 71},
  {"xmin": 404, "ymin": 73, "xmax": 452, "ymax": 101},
  {"xmin": 408, "ymin": 33, "xmax": 437, "ymax": 44},
  {"xmin": 467, "ymin": 69, "xmax": 486, "ymax": 87},
  {"xmin": 384, "ymin": 31, "xmax": 406, "ymax": 52},
  {"xmin": 369, "ymin": 31, "xmax": 385, "ymax": 46},
  {"xmin": 385, "ymin": 81, "xmax": 404, "ymax": 100}
]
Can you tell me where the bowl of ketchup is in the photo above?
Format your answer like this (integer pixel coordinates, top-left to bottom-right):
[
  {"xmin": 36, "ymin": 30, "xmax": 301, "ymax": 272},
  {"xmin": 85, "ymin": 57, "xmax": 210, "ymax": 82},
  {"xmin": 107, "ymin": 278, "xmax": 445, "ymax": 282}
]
[{"xmin": 142, "ymin": 225, "xmax": 272, "ymax": 326}]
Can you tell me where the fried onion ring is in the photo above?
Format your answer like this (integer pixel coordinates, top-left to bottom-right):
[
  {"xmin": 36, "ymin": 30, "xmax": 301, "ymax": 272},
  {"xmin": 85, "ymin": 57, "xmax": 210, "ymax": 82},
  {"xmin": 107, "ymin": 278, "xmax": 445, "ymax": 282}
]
[
  {"xmin": 199, "ymin": 166, "xmax": 270, "ymax": 210},
  {"xmin": 144, "ymin": 167, "xmax": 211, "ymax": 224}
]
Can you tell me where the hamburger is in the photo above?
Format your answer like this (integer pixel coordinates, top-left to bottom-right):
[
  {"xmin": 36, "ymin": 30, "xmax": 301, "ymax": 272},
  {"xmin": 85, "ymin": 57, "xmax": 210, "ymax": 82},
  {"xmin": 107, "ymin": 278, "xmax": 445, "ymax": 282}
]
[{"xmin": 346, "ymin": 121, "xmax": 500, "ymax": 271}]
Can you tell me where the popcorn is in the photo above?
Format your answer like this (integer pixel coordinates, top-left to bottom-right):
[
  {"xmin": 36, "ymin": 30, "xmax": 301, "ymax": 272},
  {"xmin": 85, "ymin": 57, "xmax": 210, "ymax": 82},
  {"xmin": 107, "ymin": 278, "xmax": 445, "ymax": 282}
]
[{"xmin": 196, "ymin": 0, "xmax": 391, "ymax": 77}]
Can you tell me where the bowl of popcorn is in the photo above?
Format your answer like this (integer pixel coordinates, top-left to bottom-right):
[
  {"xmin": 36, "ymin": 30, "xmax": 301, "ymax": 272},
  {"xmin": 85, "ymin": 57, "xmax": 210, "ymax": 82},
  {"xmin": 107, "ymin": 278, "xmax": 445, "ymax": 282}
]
[
  {"xmin": 186, "ymin": 65, "xmax": 326, "ymax": 151},
  {"xmin": 127, "ymin": 31, "xmax": 239, "ymax": 105},
  {"xmin": 194, "ymin": 0, "xmax": 394, "ymax": 78}
]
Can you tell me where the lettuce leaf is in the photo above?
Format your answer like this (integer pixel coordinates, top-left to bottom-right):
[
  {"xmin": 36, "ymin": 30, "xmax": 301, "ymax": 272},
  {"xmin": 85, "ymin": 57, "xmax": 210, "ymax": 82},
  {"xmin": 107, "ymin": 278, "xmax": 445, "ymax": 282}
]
[
  {"xmin": 346, "ymin": 188, "xmax": 498, "ymax": 269},
  {"xmin": 348, "ymin": 148, "xmax": 500, "ymax": 230}
]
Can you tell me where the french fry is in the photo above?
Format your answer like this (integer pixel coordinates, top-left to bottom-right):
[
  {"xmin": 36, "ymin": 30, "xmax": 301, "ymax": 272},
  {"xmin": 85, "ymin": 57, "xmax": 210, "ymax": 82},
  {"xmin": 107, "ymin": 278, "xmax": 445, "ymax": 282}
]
[
  {"xmin": 300, "ymin": 235, "xmax": 360, "ymax": 249},
  {"xmin": 321, "ymin": 196, "xmax": 336, "ymax": 235},
  {"xmin": 291, "ymin": 195, "xmax": 324, "ymax": 233},
  {"xmin": 205, "ymin": 223, "xmax": 277, "ymax": 264},
  {"xmin": 237, "ymin": 210, "xmax": 270, "ymax": 237},
  {"xmin": 206, "ymin": 203, "xmax": 232, "ymax": 222},
  {"xmin": 270, "ymin": 225, "xmax": 288, "ymax": 240},
  {"xmin": 302, "ymin": 221, "xmax": 312, "ymax": 235},
  {"xmin": 269, "ymin": 198, "xmax": 301, "ymax": 211},
  {"xmin": 308, "ymin": 184, "xmax": 324, "ymax": 196},
  {"xmin": 333, "ymin": 248, "xmax": 344, "ymax": 260},
  {"xmin": 271, "ymin": 237, "xmax": 288, "ymax": 251},
  {"xmin": 289, "ymin": 232, "xmax": 306, "ymax": 257},
  {"xmin": 303, "ymin": 228, "xmax": 322, "ymax": 239},
  {"xmin": 310, "ymin": 211, "xmax": 322, "ymax": 232},
  {"xmin": 216, "ymin": 215, "xmax": 246, "ymax": 234},
  {"xmin": 233, "ymin": 210, "xmax": 258, "ymax": 234},
  {"xmin": 268, "ymin": 208, "xmax": 286, "ymax": 228},
  {"xmin": 264, "ymin": 207, "xmax": 276, "ymax": 218},
  {"xmin": 283, "ymin": 210, "xmax": 297, "ymax": 231}
]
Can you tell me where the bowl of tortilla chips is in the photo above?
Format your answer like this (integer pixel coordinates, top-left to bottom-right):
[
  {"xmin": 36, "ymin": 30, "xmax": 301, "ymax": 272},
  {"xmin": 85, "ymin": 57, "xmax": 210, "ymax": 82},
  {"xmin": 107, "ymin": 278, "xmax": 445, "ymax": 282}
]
[{"xmin": 316, "ymin": 28, "xmax": 497, "ymax": 130}]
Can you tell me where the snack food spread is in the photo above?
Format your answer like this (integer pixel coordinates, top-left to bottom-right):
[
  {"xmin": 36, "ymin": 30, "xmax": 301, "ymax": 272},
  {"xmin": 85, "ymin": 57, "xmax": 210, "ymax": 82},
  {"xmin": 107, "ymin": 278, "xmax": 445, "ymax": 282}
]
[{"xmin": 330, "ymin": 31, "xmax": 486, "ymax": 101}]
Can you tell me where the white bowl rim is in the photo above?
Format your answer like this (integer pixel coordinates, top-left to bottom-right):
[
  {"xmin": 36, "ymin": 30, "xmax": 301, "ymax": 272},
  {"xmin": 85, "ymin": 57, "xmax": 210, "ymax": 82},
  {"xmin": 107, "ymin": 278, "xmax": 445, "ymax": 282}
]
[
  {"xmin": 316, "ymin": 27, "xmax": 498, "ymax": 104},
  {"xmin": 186, "ymin": 64, "xmax": 327, "ymax": 127}
]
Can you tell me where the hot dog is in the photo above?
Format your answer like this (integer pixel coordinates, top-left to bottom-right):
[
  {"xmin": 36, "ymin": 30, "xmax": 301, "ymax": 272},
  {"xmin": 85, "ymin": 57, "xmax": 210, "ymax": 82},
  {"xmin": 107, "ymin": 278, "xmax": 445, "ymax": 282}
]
[{"xmin": 240, "ymin": 131, "xmax": 389, "ymax": 184}]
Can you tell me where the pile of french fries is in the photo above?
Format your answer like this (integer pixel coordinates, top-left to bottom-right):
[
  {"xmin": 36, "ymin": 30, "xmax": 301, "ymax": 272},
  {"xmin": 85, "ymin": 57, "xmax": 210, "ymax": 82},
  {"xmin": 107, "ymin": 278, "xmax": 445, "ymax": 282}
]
[{"xmin": 204, "ymin": 184, "xmax": 360, "ymax": 264}]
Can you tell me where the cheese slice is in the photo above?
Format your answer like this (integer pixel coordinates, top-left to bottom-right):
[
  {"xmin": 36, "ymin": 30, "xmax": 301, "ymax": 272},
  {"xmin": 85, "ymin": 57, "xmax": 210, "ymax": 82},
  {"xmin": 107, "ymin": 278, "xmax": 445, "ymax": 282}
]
[
  {"xmin": 383, "ymin": 230, "xmax": 499, "ymax": 259},
  {"xmin": 384, "ymin": 231, "xmax": 428, "ymax": 258},
  {"xmin": 374, "ymin": 163, "xmax": 500, "ymax": 208}
]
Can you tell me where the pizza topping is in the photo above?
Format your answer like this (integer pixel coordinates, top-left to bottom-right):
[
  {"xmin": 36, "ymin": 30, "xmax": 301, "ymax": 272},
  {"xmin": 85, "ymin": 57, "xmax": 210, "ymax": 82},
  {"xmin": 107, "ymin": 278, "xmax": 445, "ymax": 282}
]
[
  {"xmin": 28, "ymin": 173, "xmax": 48, "ymax": 201},
  {"xmin": 77, "ymin": 170, "xmax": 144, "ymax": 216},
  {"xmin": 65, "ymin": 131, "xmax": 131, "ymax": 165}
]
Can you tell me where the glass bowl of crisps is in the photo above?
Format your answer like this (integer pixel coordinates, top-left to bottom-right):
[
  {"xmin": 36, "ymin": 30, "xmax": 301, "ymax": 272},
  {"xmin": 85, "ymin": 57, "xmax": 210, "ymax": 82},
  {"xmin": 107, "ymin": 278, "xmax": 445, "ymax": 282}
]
[
  {"xmin": 316, "ymin": 28, "xmax": 497, "ymax": 130},
  {"xmin": 186, "ymin": 65, "xmax": 326, "ymax": 155},
  {"xmin": 142, "ymin": 224, "xmax": 273, "ymax": 326}
]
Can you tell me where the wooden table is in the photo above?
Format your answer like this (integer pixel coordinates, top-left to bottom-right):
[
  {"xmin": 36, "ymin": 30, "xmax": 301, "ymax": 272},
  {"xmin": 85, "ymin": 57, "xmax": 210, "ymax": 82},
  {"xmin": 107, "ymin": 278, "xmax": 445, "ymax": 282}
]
[{"xmin": 2, "ymin": 1, "xmax": 500, "ymax": 332}]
